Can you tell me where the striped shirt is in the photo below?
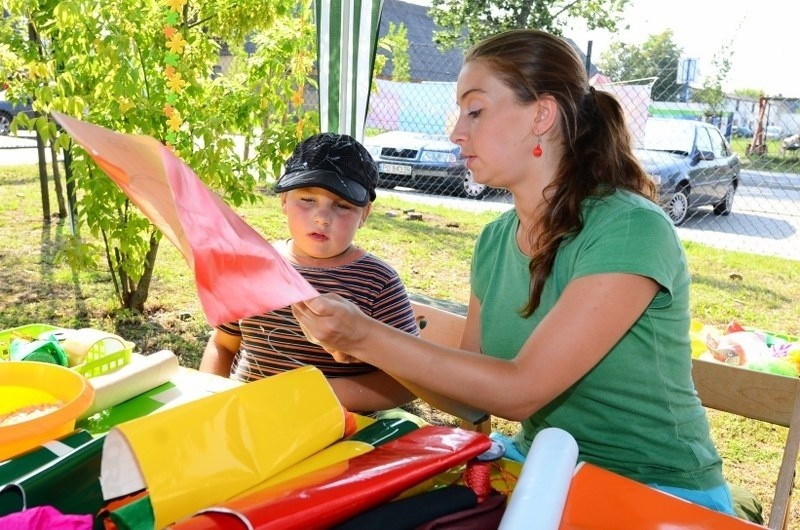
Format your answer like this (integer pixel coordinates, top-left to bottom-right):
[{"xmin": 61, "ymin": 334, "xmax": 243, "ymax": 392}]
[{"xmin": 218, "ymin": 253, "xmax": 419, "ymax": 382}]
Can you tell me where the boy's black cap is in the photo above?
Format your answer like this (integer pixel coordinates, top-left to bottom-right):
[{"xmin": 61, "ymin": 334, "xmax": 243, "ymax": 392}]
[{"xmin": 274, "ymin": 133, "xmax": 378, "ymax": 207}]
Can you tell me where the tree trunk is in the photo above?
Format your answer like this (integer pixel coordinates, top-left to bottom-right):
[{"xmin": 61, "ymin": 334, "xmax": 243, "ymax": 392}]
[
  {"xmin": 122, "ymin": 232, "xmax": 161, "ymax": 314},
  {"xmin": 35, "ymin": 130, "xmax": 51, "ymax": 223},
  {"xmin": 50, "ymin": 139, "xmax": 67, "ymax": 218},
  {"xmin": 64, "ymin": 147, "xmax": 78, "ymax": 234}
]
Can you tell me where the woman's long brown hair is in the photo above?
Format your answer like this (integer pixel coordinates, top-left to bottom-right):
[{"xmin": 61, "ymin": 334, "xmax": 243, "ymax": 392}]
[{"xmin": 465, "ymin": 29, "xmax": 657, "ymax": 317}]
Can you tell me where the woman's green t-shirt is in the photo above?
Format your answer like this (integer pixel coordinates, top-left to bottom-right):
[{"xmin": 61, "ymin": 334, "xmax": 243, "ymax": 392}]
[{"xmin": 471, "ymin": 190, "xmax": 724, "ymax": 490}]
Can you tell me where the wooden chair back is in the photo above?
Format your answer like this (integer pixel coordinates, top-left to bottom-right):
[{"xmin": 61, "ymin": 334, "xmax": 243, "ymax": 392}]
[
  {"xmin": 411, "ymin": 300, "xmax": 465, "ymax": 349},
  {"xmin": 692, "ymin": 358, "xmax": 800, "ymax": 529},
  {"xmin": 410, "ymin": 299, "xmax": 800, "ymax": 528}
]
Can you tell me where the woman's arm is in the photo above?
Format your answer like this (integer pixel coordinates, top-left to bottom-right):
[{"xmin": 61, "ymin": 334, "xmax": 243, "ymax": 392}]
[{"xmin": 293, "ymin": 272, "xmax": 660, "ymax": 420}]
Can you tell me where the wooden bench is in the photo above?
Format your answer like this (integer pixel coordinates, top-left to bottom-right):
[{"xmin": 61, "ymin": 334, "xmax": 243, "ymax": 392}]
[{"xmin": 409, "ymin": 299, "xmax": 800, "ymax": 529}]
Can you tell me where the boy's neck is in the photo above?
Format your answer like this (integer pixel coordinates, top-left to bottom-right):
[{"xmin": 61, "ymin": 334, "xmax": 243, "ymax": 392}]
[{"xmin": 281, "ymin": 240, "xmax": 364, "ymax": 268}]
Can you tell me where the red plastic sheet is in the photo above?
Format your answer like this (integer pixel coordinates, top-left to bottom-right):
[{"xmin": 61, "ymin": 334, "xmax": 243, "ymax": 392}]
[
  {"xmin": 51, "ymin": 112, "xmax": 318, "ymax": 327},
  {"xmin": 171, "ymin": 426, "xmax": 491, "ymax": 530}
]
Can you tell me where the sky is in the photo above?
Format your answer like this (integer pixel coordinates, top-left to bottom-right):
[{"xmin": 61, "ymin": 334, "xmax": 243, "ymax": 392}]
[
  {"xmin": 566, "ymin": 0, "xmax": 795, "ymax": 97},
  {"xmin": 402, "ymin": 0, "xmax": 796, "ymax": 97}
]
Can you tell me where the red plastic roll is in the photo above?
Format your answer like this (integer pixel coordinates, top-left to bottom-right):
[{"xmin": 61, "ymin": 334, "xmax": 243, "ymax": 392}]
[{"xmin": 172, "ymin": 426, "xmax": 491, "ymax": 530}]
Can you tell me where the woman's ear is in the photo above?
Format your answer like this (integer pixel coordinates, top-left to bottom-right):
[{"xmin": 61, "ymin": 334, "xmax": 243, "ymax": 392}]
[{"xmin": 533, "ymin": 95, "xmax": 558, "ymax": 134}]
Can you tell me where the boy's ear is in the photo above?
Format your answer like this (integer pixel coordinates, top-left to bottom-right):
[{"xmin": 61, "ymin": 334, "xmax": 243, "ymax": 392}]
[
  {"xmin": 359, "ymin": 203, "xmax": 372, "ymax": 227},
  {"xmin": 280, "ymin": 192, "xmax": 288, "ymax": 214}
]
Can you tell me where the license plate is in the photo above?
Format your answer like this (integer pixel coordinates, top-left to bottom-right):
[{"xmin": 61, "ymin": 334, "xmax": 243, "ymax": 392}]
[{"xmin": 380, "ymin": 163, "xmax": 412, "ymax": 175}]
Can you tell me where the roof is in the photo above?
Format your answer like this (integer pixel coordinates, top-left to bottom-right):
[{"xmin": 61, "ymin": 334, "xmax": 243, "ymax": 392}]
[
  {"xmin": 377, "ymin": 0, "xmax": 464, "ymax": 82},
  {"xmin": 378, "ymin": 0, "xmax": 599, "ymax": 82}
]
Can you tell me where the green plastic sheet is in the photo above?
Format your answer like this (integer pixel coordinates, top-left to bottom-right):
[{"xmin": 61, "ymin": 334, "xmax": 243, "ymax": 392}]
[
  {"xmin": 0, "ymin": 429, "xmax": 93, "ymax": 484},
  {"xmin": 0, "ymin": 436, "xmax": 105, "ymax": 518}
]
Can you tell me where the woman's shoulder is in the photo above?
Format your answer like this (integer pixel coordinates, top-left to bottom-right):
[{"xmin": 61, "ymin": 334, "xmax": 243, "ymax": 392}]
[
  {"xmin": 585, "ymin": 190, "xmax": 672, "ymax": 226},
  {"xmin": 479, "ymin": 208, "xmax": 518, "ymax": 237}
]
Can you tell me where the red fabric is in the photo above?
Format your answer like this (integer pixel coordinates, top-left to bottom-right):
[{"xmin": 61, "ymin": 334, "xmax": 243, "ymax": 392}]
[
  {"xmin": 51, "ymin": 112, "xmax": 318, "ymax": 327},
  {"xmin": 172, "ymin": 426, "xmax": 492, "ymax": 530}
]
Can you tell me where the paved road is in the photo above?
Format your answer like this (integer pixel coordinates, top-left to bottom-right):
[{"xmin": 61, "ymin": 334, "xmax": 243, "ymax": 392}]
[
  {"xmin": 3, "ymin": 132, "xmax": 797, "ymax": 261},
  {"xmin": 379, "ymin": 179, "xmax": 800, "ymax": 262},
  {"xmin": 0, "ymin": 132, "xmax": 57, "ymax": 165}
]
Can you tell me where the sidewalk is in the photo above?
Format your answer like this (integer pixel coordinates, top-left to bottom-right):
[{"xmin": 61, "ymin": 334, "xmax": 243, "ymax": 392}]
[
  {"xmin": 740, "ymin": 168, "xmax": 800, "ymax": 191},
  {"xmin": 0, "ymin": 132, "xmax": 58, "ymax": 166}
]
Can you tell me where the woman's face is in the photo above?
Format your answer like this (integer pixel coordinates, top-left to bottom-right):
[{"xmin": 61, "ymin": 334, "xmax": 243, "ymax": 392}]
[{"xmin": 450, "ymin": 60, "xmax": 540, "ymax": 190}]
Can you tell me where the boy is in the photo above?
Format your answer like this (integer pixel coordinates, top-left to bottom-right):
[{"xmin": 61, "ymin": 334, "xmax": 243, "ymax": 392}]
[{"xmin": 199, "ymin": 133, "xmax": 419, "ymax": 414}]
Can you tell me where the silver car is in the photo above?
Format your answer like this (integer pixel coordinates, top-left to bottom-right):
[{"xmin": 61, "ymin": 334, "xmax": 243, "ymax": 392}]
[{"xmin": 635, "ymin": 118, "xmax": 741, "ymax": 225}]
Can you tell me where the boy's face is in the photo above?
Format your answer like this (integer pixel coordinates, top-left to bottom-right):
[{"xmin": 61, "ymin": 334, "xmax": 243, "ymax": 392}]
[{"xmin": 281, "ymin": 187, "xmax": 371, "ymax": 262}]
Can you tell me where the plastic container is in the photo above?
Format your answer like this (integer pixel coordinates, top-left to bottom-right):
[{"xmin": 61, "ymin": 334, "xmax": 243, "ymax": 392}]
[
  {"xmin": 0, "ymin": 323, "xmax": 64, "ymax": 361},
  {"xmin": 61, "ymin": 329, "xmax": 134, "ymax": 378},
  {"xmin": 0, "ymin": 361, "xmax": 95, "ymax": 460}
]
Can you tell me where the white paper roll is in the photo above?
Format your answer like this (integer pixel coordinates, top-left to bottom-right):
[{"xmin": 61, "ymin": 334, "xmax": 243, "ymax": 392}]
[
  {"xmin": 81, "ymin": 349, "xmax": 180, "ymax": 419},
  {"xmin": 498, "ymin": 427, "xmax": 579, "ymax": 530}
]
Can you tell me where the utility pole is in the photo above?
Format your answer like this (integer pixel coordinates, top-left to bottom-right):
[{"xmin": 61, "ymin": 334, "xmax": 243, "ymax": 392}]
[
  {"xmin": 584, "ymin": 40, "xmax": 593, "ymax": 76},
  {"xmin": 748, "ymin": 96, "xmax": 768, "ymax": 156}
]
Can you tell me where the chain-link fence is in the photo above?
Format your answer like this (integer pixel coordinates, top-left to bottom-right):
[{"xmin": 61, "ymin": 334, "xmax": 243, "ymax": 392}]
[{"xmin": 363, "ymin": 43, "xmax": 800, "ymax": 262}]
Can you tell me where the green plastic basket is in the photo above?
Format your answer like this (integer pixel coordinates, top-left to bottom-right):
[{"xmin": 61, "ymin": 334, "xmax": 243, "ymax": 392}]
[
  {"xmin": 70, "ymin": 334, "xmax": 134, "ymax": 378},
  {"xmin": 0, "ymin": 324, "xmax": 64, "ymax": 362}
]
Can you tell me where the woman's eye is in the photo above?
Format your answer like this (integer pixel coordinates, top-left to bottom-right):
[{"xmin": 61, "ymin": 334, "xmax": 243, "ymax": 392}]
[{"xmin": 468, "ymin": 109, "xmax": 481, "ymax": 118}]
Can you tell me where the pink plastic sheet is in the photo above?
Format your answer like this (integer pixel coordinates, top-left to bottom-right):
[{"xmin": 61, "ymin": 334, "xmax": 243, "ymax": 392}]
[
  {"xmin": 51, "ymin": 112, "xmax": 318, "ymax": 326},
  {"xmin": 0, "ymin": 505, "xmax": 92, "ymax": 530}
]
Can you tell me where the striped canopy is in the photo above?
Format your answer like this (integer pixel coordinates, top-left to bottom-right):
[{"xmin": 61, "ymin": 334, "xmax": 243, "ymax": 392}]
[{"xmin": 315, "ymin": 0, "xmax": 384, "ymax": 142}]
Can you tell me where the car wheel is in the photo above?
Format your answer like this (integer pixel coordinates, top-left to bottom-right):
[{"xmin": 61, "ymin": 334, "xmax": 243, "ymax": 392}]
[
  {"xmin": 461, "ymin": 170, "xmax": 487, "ymax": 199},
  {"xmin": 713, "ymin": 183, "xmax": 735, "ymax": 216},
  {"xmin": 665, "ymin": 187, "xmax": 690, "ymax": 226},
  {"xmin": 0, "ymin": 111, "xmax": 13, "ymax": 136}
]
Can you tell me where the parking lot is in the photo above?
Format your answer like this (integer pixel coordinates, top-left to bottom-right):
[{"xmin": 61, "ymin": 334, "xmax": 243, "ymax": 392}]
[
  {"xmin": 380, "ymin": 177, "xmax": 800, "ymax": 262},
  {"xmin": 3, "ymin": 131, "xmax": 798, "ymax": 262}
]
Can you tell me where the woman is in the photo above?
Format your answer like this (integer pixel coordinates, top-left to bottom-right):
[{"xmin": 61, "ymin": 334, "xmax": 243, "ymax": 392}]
[{"xmin": 293, "ymin": 29, "xmax": 736, "ymax": 515}]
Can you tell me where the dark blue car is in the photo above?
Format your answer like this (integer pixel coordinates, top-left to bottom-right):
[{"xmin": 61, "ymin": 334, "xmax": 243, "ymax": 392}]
[
  {"xmin": 363, "ymin": 131, "xmax": 492, "ymax": 199},
  {"xmin": 0, "ymin": 93, "xmax": 34, "ymax": 136},
  {"xmin": 635, "ymin": 118, "xmax": 741, "ymax": 226}
]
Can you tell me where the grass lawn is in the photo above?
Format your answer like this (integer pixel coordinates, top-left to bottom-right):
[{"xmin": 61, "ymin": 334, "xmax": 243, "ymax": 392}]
[{"xmin": 2, "ymin": 163, "xmax": 799, "ymax": 526}]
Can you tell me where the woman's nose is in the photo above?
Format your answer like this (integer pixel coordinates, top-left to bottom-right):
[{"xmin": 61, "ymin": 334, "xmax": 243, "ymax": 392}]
[{"xmin": 449, "ymin": 117, "xmax": 465, "ymax": 145}]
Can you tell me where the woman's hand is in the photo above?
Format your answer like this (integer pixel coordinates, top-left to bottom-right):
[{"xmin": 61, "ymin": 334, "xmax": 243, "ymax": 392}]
[{"xmin": 292, "ymin": 293, "xmax": 371, "ymax": 363}]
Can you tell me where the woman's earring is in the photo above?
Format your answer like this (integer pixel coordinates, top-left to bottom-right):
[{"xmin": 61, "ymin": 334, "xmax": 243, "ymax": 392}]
[{"xmin": 533, "ymin": 136, "xmax": 543, "ymax": 157}]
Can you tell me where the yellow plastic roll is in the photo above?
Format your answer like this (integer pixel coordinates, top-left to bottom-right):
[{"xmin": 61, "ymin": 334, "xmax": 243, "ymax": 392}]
[
  {"xmin": 235, "ymin": 439, "xmax": 374, "ymax": 498},
  {"xmin": 99, "ymin": 365, "xmax": 346, "ymax": 529}
]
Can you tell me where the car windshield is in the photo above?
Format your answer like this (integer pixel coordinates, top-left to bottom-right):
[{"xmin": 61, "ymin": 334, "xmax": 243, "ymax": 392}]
[{"xmin": 641, "ymin": 120, "xmax": 695, "ymax": 154}]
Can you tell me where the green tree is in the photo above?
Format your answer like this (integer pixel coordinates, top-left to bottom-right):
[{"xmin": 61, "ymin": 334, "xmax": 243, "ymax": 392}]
[
  {"xmin": 598, "ymin": 30, "xmax": 684, "ymax": 101},
  {"xmin": 387, "ymin": 22, "xmax": 410, "ymax": 82},
  {"xmin": 734, "ymin": 88, "xmax": 762, "ymax": 99},
  {"xmin": 429, "ymin": 0, "xmax": 630, "ymax": 51},
  {"xmin": 694, "ymin": 43, "xmax": 733, "ymax": 118},
  {"xmin": 2, "ymin": 0, "xmax": 318, "ymax": 315}
]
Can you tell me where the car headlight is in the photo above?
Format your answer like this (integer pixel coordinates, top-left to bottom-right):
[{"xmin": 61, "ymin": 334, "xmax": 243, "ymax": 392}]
[
  {"xmin": 365, "ymin": 145, "xmax": 382, "ymax": 158},
  {"xmin": 648, "ymin": 173, "xmax": 662, "ymax": 185},
  {"xmin": 420, "ymin": 151, "xmax": 457, "ymax": 163}
]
